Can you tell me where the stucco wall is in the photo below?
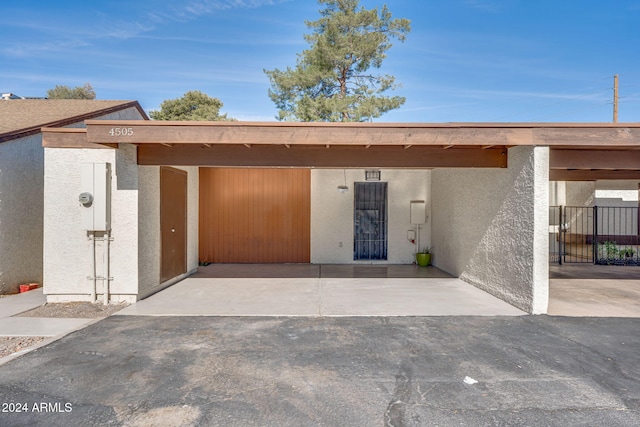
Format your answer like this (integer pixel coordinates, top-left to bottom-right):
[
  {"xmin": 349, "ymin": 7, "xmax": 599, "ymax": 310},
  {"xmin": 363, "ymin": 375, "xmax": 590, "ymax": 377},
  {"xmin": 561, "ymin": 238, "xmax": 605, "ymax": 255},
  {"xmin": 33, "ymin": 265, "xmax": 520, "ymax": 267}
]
[
  {"xmin": 311, "ymin": 169, "xmax": 431, "ymax": 264},
  {"xmin": 566, "ymin": 181, "xmax": 595, "ymax": 207},
  {"xmin": 44, "ymin": 144, "xmax": 140, "ymax": 302},
  {"xmin": 431, "ymin": 146, "xmax": 549, "ymax": 314},
  {"xmin": 137, "ymin": 166, "xmax": 199, "ymax": 299},
  {"xmin": 45, "ymin": 151, "xmax": 199, "ymax": 302},
  {"xmin": 595, "ymin": 180, "xmax": 639, "ymax": 207},
  {"xmin": 43, "ymin": 106, "xmax": 149, "ymax": 302},
  {"xmin": 0, "ymin": 134, "xmax": 44, "ymax": 294},
  {"xmin": 138, "ymin": 166, "xmax": 161, "ymax": 296},
  {"xmin": 0, "ymin": 106, "xmax": 144, "ymax": 295}
]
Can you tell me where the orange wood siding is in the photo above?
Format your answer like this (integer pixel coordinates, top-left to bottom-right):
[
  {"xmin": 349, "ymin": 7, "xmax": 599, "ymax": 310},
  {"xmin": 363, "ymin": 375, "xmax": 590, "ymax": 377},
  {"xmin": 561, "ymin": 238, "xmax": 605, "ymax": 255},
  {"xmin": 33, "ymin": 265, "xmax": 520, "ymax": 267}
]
[{"xmin": 199, "ymin": 168, "xmax": 310, "ymax": 263}]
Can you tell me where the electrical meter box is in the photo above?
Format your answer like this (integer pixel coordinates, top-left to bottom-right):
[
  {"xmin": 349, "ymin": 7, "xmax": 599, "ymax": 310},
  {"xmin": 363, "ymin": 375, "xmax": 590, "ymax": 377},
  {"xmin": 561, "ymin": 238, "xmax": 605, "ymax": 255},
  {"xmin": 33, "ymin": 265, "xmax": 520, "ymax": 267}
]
[
  {"xmin": 80, "ymin": 163, "xmax": 111, "ymax": 231},
  {"xmin": 410, "ymin": 200, "xmax": 426, "ymax": 224}
]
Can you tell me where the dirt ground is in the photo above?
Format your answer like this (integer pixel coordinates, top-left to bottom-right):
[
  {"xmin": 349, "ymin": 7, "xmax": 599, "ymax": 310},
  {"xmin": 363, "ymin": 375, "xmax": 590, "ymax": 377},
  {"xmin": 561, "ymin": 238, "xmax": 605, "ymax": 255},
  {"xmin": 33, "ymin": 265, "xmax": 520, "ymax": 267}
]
[{"xmin": 0, "ymin": 302, "xmax": 128, "ymax": 360}]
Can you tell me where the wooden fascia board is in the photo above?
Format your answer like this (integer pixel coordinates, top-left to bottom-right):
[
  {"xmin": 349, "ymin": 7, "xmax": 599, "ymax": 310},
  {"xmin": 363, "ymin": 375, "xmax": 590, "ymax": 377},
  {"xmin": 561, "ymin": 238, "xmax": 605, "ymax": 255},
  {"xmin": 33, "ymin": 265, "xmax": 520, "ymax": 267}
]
[
  {"xmin": 137, "ymin": 144, "xmax": 507, "ymax": 168},
  {"xmin": 84, "ymin": 120, "xmax": 640, "ymax": 148},
  {"xmin": 42, "ymin": 128, "xmax": 116, "ymax": 149}
]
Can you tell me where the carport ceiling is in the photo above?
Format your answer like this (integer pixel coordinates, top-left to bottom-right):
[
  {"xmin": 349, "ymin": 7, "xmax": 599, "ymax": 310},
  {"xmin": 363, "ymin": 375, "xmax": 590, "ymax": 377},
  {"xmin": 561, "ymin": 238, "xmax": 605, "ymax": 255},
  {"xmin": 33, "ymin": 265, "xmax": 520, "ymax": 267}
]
[{"xmin": 43, "ymin": 121, "xmax": 640, "ymax": 174}]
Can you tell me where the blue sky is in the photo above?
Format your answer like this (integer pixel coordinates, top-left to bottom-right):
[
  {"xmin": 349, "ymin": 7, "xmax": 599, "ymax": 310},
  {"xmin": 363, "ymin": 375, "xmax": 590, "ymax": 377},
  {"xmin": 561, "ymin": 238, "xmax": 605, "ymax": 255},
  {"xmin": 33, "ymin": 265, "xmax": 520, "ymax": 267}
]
[{"xmin": 2, "ymin": 0, "xmax": 640, "ymax": 122}]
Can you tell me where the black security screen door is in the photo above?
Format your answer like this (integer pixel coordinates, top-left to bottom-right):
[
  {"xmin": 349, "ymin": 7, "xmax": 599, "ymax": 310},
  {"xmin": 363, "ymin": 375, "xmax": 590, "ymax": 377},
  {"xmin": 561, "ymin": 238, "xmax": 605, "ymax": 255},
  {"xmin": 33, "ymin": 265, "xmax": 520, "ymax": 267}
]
[{"xmin": 354, "ymin": 182, "xmax": 388, "ymax": 260}]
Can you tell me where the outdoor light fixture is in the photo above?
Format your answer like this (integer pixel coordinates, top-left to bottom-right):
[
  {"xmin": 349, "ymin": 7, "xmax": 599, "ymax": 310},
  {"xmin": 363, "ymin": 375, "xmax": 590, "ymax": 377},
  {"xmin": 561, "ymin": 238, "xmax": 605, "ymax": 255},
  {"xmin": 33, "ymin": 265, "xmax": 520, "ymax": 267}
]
[{"xmin": 337, "ymin": 169, "xmax": 349, "ymax": 193}]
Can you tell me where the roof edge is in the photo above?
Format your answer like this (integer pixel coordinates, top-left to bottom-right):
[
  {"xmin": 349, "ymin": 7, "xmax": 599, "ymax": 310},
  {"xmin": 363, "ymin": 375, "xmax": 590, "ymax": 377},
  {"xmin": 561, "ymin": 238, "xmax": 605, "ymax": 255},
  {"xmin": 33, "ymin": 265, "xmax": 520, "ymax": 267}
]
[
  {"xmin": 83, "ymin": 120, "xmax": 640, "ymax": 129},
  {"xmin": 0, "ymin": 100, "xmax": 148, "ymax": 143}
]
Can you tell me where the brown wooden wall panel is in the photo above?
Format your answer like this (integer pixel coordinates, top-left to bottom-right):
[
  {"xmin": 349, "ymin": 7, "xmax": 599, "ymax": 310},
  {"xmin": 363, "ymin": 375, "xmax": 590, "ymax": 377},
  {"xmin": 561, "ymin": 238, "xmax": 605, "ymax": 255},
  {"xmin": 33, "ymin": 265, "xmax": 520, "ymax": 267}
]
[
  {"xmin": 161, "ymin": 167, "xmax": 187, "ymax": 282},
  {"xmin": 199, "ymin": 168, "xmax": 310, "ymax": 263}
]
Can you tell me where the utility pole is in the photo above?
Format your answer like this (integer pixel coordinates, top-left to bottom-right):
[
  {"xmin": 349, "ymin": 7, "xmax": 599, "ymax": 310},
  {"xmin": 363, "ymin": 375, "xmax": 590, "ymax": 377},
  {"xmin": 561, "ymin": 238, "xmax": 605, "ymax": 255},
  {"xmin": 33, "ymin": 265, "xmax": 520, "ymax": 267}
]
[{"xmin": 613, "ymin": 74, "xmax": 619, "ymax": 123}]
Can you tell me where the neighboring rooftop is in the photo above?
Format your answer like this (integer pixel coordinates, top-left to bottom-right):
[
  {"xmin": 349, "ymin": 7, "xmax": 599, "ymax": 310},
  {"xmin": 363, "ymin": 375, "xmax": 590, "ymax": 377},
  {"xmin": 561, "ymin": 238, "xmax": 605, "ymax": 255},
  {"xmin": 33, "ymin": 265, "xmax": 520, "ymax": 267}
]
[
  {"xmin": 1, "ymin": 93, "xmax": 26, "ymax": 100},
  {"xmin": 0, "ymin": 99, "xmax": 147, "ymax": 142}
]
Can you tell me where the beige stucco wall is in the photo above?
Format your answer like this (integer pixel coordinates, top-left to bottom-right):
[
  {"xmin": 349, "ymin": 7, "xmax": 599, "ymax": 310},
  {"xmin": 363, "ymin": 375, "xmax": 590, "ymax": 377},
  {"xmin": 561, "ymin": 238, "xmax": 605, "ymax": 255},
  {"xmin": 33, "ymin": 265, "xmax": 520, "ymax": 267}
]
[
  {"xmin": 44, "ymin": 144, "xmax": 138, "ymax": 302},
  {"xmin": 0, "ymin": 134, "xmax": 44, "ymax": 294},
  {"xmin": 44, "ymin": 146, "xmax": 199, "ymax": 303},
  {"xmin": 311, "ymin": 169, "xmax": 431, "ymax": 264},
  {"xmin": 41, "ymin": 106, "xmax": 182, "ymax": 303},
  {"xmin": 595, "ymin": 180, "xmax": 639, "ymax": 207},
  {"xmin": 137, "ymin": 166, "xmax": 199, "ymax": 300},
  {"xmin": 431, "ymin": 146, "xmax": 549, "ymax": 314},
  {"xmin": 0, "ymin": 106, "xmax": 145, "ymax": 295}
]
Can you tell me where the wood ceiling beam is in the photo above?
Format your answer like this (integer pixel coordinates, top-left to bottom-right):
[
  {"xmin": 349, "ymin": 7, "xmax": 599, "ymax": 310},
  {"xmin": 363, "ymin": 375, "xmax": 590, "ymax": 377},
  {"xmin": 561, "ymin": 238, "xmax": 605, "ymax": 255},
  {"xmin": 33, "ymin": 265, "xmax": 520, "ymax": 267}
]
[
  {"xmin": 550, "ymin": 169, "xmax": 640, "ymax": 181},
  {"xmin": 550, "ymin": 148, "xmax": 640, "ymax": 169},
  {"xmin": 137, "ymin": 145, "xmax": 508, "ymax": 168},
  {"xmin": 42, "ymin": 128, "xmax": 116, "ymax": 149}
]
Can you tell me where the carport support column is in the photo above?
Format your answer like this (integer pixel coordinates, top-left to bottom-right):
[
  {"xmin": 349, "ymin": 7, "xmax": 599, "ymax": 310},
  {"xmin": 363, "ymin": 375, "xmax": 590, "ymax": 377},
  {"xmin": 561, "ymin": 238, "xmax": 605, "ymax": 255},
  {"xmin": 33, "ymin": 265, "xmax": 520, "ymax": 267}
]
[
  {"xmin": 431, "ymin": 146, "xmax": 549, "ymax": 314},
  {"xmin": 530, "ymin": 146, "xmax": 550, "ymax": 314}
]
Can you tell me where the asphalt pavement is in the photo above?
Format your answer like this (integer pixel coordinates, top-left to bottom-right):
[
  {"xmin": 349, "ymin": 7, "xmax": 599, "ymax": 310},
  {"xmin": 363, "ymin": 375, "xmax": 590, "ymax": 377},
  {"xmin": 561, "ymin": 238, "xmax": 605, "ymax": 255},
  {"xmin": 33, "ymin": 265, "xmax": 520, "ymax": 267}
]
[{"xmin": 0, "ymin": 315, "xmax": 639, "ymax": 426}]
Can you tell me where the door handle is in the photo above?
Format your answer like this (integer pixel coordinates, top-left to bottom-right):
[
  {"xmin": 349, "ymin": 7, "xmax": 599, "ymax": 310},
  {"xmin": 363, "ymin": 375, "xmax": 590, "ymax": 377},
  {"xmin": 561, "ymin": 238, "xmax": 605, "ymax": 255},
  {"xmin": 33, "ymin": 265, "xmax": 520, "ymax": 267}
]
[{"xmin": 171, "ymin": 228, "xmax": 175, "ymax": 233}]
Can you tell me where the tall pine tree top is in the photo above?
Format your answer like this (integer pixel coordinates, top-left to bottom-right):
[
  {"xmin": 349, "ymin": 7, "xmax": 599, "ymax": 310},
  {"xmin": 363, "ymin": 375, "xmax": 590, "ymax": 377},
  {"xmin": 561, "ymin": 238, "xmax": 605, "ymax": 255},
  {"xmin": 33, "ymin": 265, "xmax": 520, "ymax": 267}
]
[{"xmin": 265, "ymin": 0, "xmax": 410, "ymax": 122}]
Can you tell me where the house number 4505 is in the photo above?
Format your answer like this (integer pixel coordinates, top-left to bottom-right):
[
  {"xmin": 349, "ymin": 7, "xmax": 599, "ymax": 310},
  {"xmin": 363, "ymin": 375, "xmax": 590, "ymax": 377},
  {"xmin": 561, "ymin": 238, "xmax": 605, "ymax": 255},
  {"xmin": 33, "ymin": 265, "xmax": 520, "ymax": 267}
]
[{"xmin": 108, "ymin": 127, "xmax": 134, "ymax": 137}]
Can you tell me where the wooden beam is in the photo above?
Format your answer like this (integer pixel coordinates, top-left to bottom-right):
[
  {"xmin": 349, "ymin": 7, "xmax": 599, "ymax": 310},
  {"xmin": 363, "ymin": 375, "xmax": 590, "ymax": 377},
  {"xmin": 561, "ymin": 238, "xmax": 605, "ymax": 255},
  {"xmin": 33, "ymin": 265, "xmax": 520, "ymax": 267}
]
[
  {"xmin": 550, "ymin": 169, "xmax": 640, "ymax": 181},
  {"xmin": 85, "ymin": 121, "xmax": 533, "ymax": 146},
  {"xmin": 137, "ymin": 145, "xmax": 508, "ymax": 168},
  {"xmin": 41, "ymin": 128, "xmax": 116, "ymax": 149},
  {"xmin": 81, "ymin": 120, "xmax": 640, "ymax": 151},
  {"xmin": 550, "ymin": 149, "xmax": 640, "ymax": 169}
]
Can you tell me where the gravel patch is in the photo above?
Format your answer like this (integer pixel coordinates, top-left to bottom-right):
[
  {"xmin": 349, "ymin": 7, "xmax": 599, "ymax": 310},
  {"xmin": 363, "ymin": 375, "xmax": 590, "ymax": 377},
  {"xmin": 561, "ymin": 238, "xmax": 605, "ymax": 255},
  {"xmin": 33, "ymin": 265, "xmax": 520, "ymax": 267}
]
[
  {"xmin": 14, "ymin": 302, "xmax": 128, "ymax": 318},
  {"xmin": 1, "ymin": 303, "xmax": 128, "ymax": 361},
  {"xmin": 0, "ymin": 336, "xmax": 48, "ymax": 359}
]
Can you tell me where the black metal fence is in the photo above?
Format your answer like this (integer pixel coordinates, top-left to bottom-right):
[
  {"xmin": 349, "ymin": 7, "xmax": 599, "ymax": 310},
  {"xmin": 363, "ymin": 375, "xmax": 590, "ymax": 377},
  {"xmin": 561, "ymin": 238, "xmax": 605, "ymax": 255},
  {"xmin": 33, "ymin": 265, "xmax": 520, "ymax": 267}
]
[{"xmin": 550, "ymin": 206, "xmax": 640, "ymax": 265}]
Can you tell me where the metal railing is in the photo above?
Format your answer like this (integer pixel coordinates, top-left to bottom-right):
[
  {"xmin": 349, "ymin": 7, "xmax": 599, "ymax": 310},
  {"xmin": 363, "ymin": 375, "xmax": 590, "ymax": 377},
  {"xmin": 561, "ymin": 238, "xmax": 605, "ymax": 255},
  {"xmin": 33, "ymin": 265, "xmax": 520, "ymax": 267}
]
[{"xmin": 550, "ymin": 206, "xmax": 640, "ymax": 265}]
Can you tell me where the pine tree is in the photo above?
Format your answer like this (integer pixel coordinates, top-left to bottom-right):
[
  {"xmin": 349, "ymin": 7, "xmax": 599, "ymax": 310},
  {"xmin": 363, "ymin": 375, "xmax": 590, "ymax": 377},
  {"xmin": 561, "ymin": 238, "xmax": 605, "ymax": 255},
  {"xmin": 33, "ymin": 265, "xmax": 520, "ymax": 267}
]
[{"xmin": 265, "ymin": 0, "xmax": 410, "ymax": 122}]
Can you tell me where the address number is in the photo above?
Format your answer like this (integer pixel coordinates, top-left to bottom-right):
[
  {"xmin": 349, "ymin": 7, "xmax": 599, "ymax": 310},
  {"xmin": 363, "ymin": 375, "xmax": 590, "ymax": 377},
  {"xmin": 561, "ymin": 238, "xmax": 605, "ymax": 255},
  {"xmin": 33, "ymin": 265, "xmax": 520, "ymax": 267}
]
[{"xmin": 108, "ymin": 127, "xmax": 134, "ymax": 137}]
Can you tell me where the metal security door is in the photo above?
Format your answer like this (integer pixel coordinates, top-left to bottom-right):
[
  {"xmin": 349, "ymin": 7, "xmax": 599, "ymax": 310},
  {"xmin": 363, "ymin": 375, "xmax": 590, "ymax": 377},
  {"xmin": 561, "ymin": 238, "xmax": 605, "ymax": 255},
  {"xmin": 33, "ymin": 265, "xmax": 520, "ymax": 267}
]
[{"xmin": 354, "ymin": 182, "xmax": 387, "ymax": 260}]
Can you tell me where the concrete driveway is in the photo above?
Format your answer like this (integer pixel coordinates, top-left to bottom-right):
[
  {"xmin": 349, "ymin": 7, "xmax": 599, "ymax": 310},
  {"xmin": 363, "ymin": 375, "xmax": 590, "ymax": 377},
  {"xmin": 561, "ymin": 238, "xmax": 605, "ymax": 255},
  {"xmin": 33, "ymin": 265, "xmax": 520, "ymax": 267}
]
[
  {"xmin": 0, "ymin": 315, "xmax": 638, "ymax": 426},
  {"xmin": 549, "ymin": 264, "xmax": 640, "ymax": 317},
  {"xmin": 119, "ymin": 264, "xmax": 525, "ymax": 317}
]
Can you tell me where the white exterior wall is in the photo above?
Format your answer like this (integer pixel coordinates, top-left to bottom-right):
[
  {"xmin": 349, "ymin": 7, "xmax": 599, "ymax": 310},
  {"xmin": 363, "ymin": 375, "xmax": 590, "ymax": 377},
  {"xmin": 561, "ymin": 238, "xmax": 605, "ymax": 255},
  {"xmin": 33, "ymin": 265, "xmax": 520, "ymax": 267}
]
[
  {"xmin": 558, "ymin": 179, "xmax": 639, "ymax": 209},
  {"xmin": 431, "ymin": 146, "xmax": 549, "ymax": 314},
  {"xmin": 595, "ymin": 180, "xmax": 639, "ymax": 207},
  {"xmin": 567, "ymin": 181, "xmax": 596, "ymax": 207},
  {"xmin": 0, "ymin": 106, "xmax": 145, "ymax": 295},
  {"xmin": 311, "ymin": 169, "xmax": 430, "ymax": 264},
  {"xmin": 0, "ymin": 134, "xmax": 44, "ymax": 293},
  {"xmin": 137, "ymin": 166, "xmax": 199, "ymax": 299},
  {"xmin": 44, "ymin": 150, "xmax": 199, "ymax": 302},
  {"xmin": 44, "ymin": 144, "xmax": 139, "ymax": 302},
  {"xmin": 43, "ymin": 106, "xmax": 199, "ymax": 302}
]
